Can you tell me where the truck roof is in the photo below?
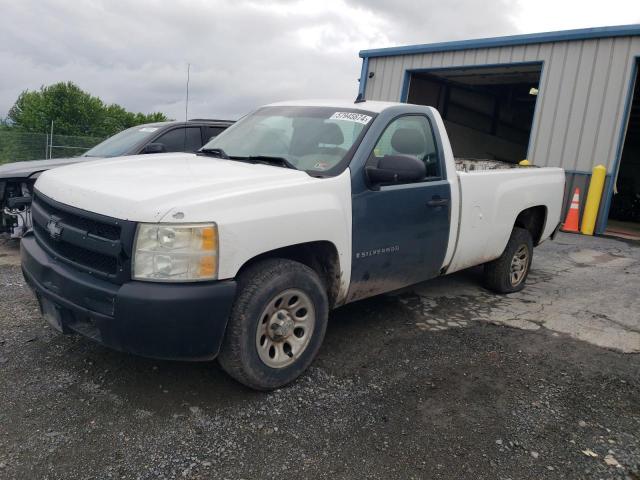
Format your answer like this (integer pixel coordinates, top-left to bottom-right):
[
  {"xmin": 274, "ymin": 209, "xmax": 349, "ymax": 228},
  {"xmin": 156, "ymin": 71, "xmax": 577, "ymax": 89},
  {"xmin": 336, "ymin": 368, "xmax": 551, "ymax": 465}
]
[{"xmin": 266, "ymin": 99, "xmax": 403, "ymax": 113}]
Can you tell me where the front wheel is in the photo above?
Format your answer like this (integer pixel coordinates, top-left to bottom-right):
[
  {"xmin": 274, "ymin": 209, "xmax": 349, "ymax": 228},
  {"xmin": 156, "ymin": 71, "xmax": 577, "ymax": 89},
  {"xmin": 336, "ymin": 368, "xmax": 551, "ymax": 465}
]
[
  {"xmin": 218, "ymin": 258, "xmax": 329, "ymax": 390},
  {"xmin": 483, "ymin": 227, "xmax": 533, "ymax": 294}
]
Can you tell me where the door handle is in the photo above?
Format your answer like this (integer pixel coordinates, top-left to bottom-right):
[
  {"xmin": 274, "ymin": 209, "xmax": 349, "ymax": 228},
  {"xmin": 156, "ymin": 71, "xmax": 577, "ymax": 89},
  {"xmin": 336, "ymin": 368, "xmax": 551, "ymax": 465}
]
[{"xmin": 427, "ymin": 198, "xmax": 449, "ymax": 207}]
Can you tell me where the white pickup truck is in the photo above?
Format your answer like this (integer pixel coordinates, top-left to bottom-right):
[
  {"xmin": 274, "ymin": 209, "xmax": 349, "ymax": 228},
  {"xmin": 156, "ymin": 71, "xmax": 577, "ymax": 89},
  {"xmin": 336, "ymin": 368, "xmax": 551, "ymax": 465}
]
[{"xmin": 21, "ymin": 100, "xmax": 565, "ymax": 390}]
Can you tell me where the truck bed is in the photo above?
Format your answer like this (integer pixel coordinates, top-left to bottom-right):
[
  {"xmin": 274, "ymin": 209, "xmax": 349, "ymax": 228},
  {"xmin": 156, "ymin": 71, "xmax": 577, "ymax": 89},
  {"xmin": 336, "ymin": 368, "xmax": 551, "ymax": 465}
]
[
  {"xmin": 446, "ymin": 165, "xmax": 565, "ymax": 275},
  {"xmin": 455, "ymin": 158, "xmax": 528, "ymax": 172}
]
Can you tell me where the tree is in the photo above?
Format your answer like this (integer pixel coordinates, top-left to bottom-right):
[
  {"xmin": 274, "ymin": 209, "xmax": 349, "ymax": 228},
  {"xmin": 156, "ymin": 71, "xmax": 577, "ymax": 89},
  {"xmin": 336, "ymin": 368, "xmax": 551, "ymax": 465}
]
[{"xmin": 7, "ymin": 82, "xmax": 168, "ymax": 137}]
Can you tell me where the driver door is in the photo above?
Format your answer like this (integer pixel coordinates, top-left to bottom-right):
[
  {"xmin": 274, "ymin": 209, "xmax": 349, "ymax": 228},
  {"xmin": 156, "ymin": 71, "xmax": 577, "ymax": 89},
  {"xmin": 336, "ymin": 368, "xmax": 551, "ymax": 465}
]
[{"xmin": 347, "ymin": 115, "xmax": 451, "ymax": 302}]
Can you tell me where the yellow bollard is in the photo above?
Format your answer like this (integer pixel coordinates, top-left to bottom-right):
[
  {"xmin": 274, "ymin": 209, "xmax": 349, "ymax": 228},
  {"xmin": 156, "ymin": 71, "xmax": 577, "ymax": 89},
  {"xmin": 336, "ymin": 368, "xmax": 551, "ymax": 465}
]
[
  {"xmin": 580, "ymin": 164, "xmax": 607, "ymax": 236},
  {"xmin": 519, "ymin": 159, "xmax": 530, "ymax": 166}
]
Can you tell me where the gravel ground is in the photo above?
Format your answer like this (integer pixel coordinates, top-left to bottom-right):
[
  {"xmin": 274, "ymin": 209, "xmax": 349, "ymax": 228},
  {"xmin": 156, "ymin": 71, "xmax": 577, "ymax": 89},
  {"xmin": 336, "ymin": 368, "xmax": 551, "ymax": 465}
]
[{"xmin": 0, "ymin": 235, "xmax": 639, "ymax": 479}]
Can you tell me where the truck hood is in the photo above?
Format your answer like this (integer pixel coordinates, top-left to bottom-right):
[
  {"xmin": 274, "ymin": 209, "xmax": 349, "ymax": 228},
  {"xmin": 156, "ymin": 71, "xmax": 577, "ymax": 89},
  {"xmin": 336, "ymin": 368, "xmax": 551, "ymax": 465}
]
[
  {"xmin": 35, "ymin": 152, "xmax": 315, "ymax": 222},
  {"xmin": 0, "ymin": 156, "xmax": 92, "ymax": 179}
]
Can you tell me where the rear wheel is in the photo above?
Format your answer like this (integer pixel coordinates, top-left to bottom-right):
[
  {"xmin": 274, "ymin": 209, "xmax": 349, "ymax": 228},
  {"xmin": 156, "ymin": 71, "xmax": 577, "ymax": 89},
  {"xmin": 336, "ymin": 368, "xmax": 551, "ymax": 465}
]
[
  {"xmin": 483, "ymin": 227, "xmax": 533, "ymax": 294},
  {"xmin": 218, "ymin": 259, "xmax": 328, "ymax": 390}
]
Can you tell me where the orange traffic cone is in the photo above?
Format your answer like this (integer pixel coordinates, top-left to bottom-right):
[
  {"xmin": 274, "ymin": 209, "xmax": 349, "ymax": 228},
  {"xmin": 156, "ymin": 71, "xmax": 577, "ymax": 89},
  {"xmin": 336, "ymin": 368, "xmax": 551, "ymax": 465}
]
[{"xmin": 562, "ymin": 187, "xmax": 581, "ymax": 233}]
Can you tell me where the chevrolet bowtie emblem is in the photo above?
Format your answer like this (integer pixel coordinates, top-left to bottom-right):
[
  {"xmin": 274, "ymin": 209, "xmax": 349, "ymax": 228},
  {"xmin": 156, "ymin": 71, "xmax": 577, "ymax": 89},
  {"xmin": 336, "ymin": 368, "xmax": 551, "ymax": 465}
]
[{"xmin": 46, "ymin": 216, "xmax": 63, "ymax": 240}]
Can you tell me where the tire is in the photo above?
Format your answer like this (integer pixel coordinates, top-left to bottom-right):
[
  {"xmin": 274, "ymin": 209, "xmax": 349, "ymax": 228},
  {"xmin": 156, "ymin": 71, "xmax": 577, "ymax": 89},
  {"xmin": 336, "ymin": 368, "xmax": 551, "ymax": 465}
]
[
  {"xmin": 483, "ymin": 227, "xmax": 533, "ymax": 294},
  {"xmin": 218, "ymin": 258, "xmax": 329, "ymax": 391}
]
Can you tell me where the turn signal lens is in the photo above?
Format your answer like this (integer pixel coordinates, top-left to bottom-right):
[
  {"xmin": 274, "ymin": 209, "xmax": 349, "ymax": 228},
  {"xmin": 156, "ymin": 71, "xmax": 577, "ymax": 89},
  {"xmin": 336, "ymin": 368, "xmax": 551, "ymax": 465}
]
[
  {"xmin": 199, "ymin": 256, "xmax": 217, "ymax": 277},
  {"xmin": 201, "ymin": 226, "xmax": 218, "ymax": 251}
]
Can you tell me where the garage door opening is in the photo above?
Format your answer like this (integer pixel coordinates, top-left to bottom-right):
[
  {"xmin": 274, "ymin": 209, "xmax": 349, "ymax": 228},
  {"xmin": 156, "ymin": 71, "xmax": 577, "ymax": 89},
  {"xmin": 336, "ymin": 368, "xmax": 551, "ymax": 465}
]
[
  {"xmin": 406, "ymin": 63, "xmax": 542, "ymax": 163},
  {"xmin": 607, "ymin": 59, "xmax": 640, "ymax": 240}
]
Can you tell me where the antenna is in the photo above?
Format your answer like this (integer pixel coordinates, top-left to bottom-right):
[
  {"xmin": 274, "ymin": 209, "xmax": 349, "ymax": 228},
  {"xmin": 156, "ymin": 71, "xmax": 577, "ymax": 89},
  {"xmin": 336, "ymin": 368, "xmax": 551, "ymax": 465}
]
[{"xmin": 183, "ymin": 63, "xmax": 191, "ymax": 150}]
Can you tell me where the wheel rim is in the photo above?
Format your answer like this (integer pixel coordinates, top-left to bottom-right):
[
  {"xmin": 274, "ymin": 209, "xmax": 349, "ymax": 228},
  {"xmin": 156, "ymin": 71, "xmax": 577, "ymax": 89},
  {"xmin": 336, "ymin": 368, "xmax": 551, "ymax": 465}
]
[
  {"xmin": 510, "ymin": 244, "xmax": 529, "ymax": 287},
  {"xmin": 255, "ymin": 288, "xmax": 316, "ymax": 369}
]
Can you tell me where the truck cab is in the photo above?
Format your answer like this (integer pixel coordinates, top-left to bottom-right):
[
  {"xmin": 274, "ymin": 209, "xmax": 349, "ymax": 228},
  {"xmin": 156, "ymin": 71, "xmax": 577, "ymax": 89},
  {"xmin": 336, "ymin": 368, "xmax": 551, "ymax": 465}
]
[{"xmin": 21, "ymin": 100, "xmax": 564, "ymax": 390}]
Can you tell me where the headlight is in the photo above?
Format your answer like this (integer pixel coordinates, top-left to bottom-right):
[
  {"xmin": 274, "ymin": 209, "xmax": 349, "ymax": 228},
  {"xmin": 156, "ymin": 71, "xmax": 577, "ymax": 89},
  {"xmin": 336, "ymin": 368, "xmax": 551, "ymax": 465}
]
[{"xmin": 132, "ymin": 223, "xmax": 218, "ymax": 282}]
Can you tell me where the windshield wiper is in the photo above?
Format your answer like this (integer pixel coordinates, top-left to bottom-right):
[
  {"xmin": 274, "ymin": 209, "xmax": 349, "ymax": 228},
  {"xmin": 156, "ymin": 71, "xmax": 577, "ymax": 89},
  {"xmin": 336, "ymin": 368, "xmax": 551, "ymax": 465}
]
[
  {"xmin": 198, "ymin": 149, "xmax": 297, "ymax": 170},
  {"xmin": 229, "ymin": 155, "xmax": 297, "ymax": 170},
  {"xmin": 198, "ymin": 147, "xmax": 230, "ymax": 159}
]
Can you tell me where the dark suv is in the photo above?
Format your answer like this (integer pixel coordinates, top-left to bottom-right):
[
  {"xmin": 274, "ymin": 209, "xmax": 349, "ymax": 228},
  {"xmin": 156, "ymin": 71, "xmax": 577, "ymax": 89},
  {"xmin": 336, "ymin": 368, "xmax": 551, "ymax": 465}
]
[
  {"xmin": 0, "ymin": 119, "xmax": 234, "ymax": 237},
  {"xmin": 81, "ymin": 119, "xmax": 234, "ymax": 158}
]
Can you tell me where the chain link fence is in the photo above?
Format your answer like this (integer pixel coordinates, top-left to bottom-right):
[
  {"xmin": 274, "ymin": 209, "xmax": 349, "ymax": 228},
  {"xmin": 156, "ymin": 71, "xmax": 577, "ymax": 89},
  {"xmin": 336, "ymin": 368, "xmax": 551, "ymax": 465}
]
[{"xmin": 0, "ymin": 131, "xmax": 105, "ymax": 164}]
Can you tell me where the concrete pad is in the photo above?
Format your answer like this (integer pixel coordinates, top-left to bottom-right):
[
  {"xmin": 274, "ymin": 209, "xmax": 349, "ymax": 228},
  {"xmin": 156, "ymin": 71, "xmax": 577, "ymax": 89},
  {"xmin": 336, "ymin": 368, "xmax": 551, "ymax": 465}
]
[{"xmin": 398, "ymin": 233, "xmax": 640, "ymax": 353}]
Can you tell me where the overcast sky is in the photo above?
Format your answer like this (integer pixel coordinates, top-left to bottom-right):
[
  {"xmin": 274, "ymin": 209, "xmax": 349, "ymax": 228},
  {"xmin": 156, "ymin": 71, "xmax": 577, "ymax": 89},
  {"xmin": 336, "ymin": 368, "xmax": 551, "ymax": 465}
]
[{"xmin": 0, "ymin": 0, "xmax": 638, "ymax": 122}]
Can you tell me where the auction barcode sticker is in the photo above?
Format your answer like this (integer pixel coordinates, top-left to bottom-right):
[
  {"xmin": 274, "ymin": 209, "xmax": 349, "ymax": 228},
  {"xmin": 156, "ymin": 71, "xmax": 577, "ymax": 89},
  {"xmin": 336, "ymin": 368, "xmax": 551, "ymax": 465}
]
[{"xmin": 330, "ymin": 112, "xmax": 372, "ymax": 125}]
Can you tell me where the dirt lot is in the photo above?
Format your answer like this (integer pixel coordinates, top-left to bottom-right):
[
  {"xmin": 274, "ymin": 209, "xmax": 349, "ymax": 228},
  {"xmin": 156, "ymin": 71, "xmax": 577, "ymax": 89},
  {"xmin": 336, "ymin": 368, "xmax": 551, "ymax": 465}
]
[{"xmin": 0, "ymin": 233, "xmax": 639, "ymax": 479}]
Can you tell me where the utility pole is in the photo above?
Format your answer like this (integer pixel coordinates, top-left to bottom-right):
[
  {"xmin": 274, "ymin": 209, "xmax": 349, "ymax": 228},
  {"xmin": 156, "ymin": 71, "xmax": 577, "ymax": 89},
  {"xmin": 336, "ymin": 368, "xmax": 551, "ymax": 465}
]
[
  {"xmin": 183, "ymin": 63, "xmax": 190, "ymax": 151},
  {"xmin": 48, "ymin": 120, "xmax": 54, "ymax": 159}
]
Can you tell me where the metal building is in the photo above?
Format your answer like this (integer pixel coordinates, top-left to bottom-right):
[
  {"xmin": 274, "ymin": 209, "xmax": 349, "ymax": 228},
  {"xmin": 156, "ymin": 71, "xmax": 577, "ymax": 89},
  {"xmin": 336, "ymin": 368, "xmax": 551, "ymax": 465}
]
[{"xmin": 357, "ymin": 25, "xmax": 640, "ymax": 235}]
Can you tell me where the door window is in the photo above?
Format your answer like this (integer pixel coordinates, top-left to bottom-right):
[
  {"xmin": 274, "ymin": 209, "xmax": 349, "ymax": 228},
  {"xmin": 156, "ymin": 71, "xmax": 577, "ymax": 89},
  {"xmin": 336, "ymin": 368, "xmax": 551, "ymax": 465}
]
[
  {"xmin": 371, "ymin": 116, "xmax": 441, "ymax": 179},
  {"xmin": 155, "ymin": 127, "xmax": 202, "ymax": 152},
  {"xmin": 204, "ymin": 126, "xmax": 226, "ymax": 143}
]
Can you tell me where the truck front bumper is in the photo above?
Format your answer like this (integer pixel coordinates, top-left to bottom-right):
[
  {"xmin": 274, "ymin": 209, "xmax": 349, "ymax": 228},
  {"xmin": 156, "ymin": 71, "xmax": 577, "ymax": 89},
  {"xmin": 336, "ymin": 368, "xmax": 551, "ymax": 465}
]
[{"xmin": 21, "ymin": 235, "xmax": 236, "ymax": 361}]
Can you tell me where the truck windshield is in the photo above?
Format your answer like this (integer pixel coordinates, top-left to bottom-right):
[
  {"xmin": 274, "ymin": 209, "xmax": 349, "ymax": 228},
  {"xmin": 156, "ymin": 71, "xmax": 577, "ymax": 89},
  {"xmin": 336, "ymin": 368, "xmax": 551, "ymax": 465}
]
[
  {"xmin": 201, "ymin": 106, "xmax": 375, "ymax": 174},
  {"xmin": 82, "ymin": 125, "xmax": 163, "ymax": 158}
]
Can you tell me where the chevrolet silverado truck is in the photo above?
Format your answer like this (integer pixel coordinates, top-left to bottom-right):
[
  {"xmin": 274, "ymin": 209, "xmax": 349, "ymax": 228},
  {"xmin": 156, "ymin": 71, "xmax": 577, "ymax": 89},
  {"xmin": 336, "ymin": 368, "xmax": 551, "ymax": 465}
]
[
  {"xmin": 0, "ymin": 119, "xmax": 233, "ymax": 238},
  {"xmin": 21, "ymin": 100, "xmax": 564, "ymax": 390}
]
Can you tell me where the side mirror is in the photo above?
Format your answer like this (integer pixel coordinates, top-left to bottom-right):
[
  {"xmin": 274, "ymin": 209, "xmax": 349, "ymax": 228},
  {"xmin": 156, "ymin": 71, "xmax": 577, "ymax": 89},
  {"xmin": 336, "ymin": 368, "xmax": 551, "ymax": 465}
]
[
  {"xmin": 366, "ymin": 155, "xmax": 426, "ymax": 185},
  {"xmin": 142, "ymin": 143, "xmax": 167, "ymax": 154}
]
